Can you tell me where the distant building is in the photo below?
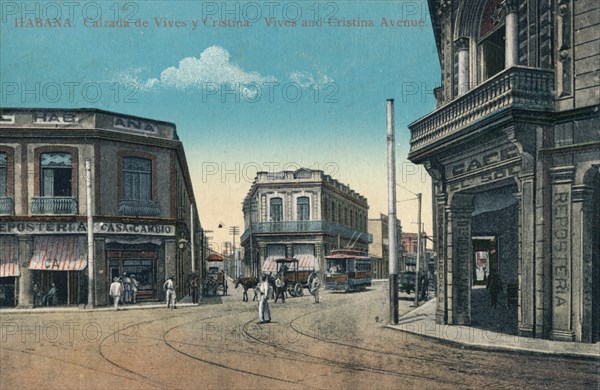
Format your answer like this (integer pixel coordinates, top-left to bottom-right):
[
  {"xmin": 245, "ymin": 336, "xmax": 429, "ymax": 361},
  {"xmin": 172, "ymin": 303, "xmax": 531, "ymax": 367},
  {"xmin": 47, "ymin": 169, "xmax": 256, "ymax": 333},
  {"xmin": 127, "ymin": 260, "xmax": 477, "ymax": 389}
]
[
  {"xmin": 241, "ymin": 169, "xmax": 370, "ymax": 276},
  {"xmin": 400, "ymin": 232, "xmax": 418, "ymax": 254},
  {"xmin": 368, "ymin": 214, "xmax": 402, "ymax": 279},
  {"xmin": 0, "ymin": 108, "xmax": 201, "ymax": 307},
  {"xmin": 408, "ymin": 0, "xmax": 599, "ymax": 342}
]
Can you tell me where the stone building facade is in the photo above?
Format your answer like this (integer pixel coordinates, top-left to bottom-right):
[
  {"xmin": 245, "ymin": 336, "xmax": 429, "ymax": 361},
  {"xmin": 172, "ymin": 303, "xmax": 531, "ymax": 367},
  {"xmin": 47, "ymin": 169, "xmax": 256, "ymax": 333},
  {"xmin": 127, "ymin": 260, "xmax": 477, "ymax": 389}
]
[
  {"xmin": 0, "ymin": 108, "xmax": 201, "ymax": 307},
  {"xmin": 408, "ymin": 0, "xmax": 599, "ymax": 342},
  {"xmin": 368, "ymin": 214, "xmax": 402, "ymax": 279},
  {"xmin": 241, "ymin": 169, "xmax": 370, "ymax": 277}
]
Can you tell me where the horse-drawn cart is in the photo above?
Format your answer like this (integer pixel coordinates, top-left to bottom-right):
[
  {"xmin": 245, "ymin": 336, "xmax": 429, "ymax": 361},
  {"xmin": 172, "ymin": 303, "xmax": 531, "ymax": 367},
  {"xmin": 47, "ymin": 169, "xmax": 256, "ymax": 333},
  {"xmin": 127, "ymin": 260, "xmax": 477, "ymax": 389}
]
[
  {"xmin": 203, "ymin": 254, "xmax": 228, "ymax": 296},
  {"xmin": 275, "ymin": 258, "xmax": 311, "ymax": 297}
]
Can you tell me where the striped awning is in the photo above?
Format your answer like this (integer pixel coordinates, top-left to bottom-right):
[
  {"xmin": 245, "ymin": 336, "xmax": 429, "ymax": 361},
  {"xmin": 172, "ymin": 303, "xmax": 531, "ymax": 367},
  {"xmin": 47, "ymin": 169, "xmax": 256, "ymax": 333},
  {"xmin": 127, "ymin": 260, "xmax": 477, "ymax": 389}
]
[
  {"xmin": 262, "ymin": 256, "xmax": 279, "ymax": 272},
  {"xmin": 0, "ymin": 237, "xmax": 19, "ymax": 277},
  {"xmin": 29, "ymin": 236, "xmax": 87, "ymax": 271},
  {"xmin": 295, "ymin": 254, "xmax": 316, "ymax": 270}
]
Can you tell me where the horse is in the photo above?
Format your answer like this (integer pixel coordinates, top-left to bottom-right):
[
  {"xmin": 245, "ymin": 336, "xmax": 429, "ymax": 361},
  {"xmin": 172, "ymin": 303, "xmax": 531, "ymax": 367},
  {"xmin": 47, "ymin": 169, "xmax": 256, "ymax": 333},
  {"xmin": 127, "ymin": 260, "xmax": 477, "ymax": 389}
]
[{"xmin": 234, "ymin": 276, "xmax": 259, "ymax": 302}]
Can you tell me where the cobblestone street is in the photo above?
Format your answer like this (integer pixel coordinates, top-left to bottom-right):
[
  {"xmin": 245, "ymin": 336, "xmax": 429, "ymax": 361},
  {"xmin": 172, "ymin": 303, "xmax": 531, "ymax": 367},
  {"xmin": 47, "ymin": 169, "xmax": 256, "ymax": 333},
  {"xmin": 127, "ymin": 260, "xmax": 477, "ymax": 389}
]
[{"xmin": 1, "ymin": 282, "xmax": 597, "ymax": 389}]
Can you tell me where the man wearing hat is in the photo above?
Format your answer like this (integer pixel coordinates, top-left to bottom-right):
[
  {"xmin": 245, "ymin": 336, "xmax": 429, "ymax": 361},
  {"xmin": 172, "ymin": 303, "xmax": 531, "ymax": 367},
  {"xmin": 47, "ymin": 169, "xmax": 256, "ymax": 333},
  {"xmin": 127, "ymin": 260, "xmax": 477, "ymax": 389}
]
[
  {"xmin": 109, "ymin": 277, "xmax": 123, "ymax": 310},
  {"xmin": 163, "ymin": 275, "xmax": 177, "ymax": 309}
]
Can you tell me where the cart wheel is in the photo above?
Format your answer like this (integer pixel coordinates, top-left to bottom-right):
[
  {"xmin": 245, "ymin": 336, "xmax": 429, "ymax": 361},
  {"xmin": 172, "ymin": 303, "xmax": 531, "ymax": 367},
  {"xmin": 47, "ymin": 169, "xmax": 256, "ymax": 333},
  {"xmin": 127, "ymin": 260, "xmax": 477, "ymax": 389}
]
[{"xmin": 295, "ymin": 283, "xmax": 303, "ymax": 297}]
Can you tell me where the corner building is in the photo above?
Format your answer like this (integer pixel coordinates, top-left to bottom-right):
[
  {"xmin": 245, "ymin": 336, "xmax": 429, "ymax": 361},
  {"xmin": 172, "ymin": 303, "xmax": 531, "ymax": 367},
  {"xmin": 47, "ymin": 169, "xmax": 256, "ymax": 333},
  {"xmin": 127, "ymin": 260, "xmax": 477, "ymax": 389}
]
[
  {"xmin": 241, "ymin": 169, "xmax": 371, "ymax": 276},
  {"xmin": 0, "ymin": 108, "xmax": 201, "ymax": 307},
  {"xmin": 409, "ymin": 0, "xmax": 599, "ymax": 342}
]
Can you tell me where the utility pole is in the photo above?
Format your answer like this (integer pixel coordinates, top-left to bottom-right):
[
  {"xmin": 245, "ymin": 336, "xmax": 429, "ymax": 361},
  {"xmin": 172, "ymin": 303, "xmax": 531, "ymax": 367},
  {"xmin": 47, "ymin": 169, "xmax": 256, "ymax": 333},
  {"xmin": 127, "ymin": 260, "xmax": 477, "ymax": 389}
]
[
  {"xmin": 386, "ymin": 99, "xmax": 399, "ymax": 325},
  {"xmin": 415, "ymin": 193, "xmax": 422, "ymax": 307},
  {"xmin": 85, "ymin": 160, "xmax": 94, "ymax": 309},
  {"xmin": 229, "ymin": 226, "xmax": 239, "ymax": 277}
]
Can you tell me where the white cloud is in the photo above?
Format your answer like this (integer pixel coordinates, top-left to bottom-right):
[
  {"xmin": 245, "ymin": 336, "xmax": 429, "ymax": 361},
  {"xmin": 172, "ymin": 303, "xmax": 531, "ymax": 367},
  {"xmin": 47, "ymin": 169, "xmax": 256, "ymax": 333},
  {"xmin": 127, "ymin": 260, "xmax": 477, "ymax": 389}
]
[
  {"xmin": 113, "ymin": 46, "xmax": 277, "ymax": 93},
  {"xmin": 289, "ymin": 71, "xmax": 334, "ymax": 88}
]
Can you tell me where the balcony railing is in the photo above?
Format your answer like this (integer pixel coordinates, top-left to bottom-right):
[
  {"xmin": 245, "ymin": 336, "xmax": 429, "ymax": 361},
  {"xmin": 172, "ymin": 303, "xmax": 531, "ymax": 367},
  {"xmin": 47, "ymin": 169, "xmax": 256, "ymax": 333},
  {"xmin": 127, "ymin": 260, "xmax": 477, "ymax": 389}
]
[
  {"xmin": 409, "ymin": 66, "xmax": 555, "ymax": 156},
  {"xmin": 31, "ymin": 197, "xmax": 77, "ymax": 214},
  {"xmin": 0, "ymin": 197, "xmax": 14, "ymax": 215},
  {"xmin": 118, "ymin": 199, "xmax": 161, "ymax": 217},
  {"xmin": 241, "ymin": 220, "xmax": 372, "ymax": 243}
]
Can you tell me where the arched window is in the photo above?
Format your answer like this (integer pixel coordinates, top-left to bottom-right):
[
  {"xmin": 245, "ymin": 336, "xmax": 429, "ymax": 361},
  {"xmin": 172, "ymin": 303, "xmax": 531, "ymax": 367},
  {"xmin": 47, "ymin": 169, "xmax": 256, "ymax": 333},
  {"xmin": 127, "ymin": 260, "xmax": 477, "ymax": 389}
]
[
  {"xmin": 270, "ymin": 197, "xmax": 283, "ymax": 222},
  {"xmin": 297, "ymin": 196, "xmax": 310, "ymax": 221},
  {"xmin": 479, "ymin": 0, "xmax": 507, "ymax": 81}
]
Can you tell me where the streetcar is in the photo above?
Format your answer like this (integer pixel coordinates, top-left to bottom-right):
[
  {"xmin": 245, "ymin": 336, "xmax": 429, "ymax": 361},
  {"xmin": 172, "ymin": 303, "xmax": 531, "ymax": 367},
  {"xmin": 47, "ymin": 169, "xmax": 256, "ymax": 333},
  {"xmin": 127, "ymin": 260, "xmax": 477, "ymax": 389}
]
[{"xmin": 324, "ymin": 249, "xmax": 371, "ymax": 292}]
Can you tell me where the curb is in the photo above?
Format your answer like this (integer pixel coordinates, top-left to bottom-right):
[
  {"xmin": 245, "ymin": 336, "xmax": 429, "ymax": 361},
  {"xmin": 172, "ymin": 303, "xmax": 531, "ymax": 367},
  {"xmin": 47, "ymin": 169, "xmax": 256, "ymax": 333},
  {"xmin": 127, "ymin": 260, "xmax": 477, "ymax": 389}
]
[
  {"xmin": 0, "ymin": 302, "xmax": 201, "ymax": 315},
  {"xmin": 387, "ymin": 300, "xmax": 599, "ymax": 360}
]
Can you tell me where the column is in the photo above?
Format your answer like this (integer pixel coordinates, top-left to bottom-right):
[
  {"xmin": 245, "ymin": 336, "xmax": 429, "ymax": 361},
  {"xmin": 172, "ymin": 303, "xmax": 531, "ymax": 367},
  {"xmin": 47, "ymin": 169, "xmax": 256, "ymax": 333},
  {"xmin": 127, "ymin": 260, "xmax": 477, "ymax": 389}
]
[
  {"xmin": 504, "ymin": 0, "xmax": 518, "ymax": 68},
  {"xmin": 548, "ymin": 166, "xmax": 575, "ymax": 341},
  {"xmin": 518, "ymin": 172, "xmax": 536, "ymax": 337},
  {"xmin": 455, "ymin": 37, "xmax": 470, "ymax": 95},
  {"xmin": 164, "ymin": 238, "xmax": 177, "ymax": 290},
  {"xmin": 285, "ymin": 244, "xmax": 293, "ymax": 259},
  {"xmin": 315, "ymin": 243, "xmax": 324, "ymax": 273},
  {"xmin": 17, "ymin": 236, "xmax": 33, "ymax": 308},
  {"xmin": 94, "ymin": 238, "xmax": 107, "ymax": 306},
  {"xmin": 572, "ymin": 183, "xmax": 595, "ymax": 342},
  {"xmin": 435, "ymin": 193, "xmax": 448, "ymax": 324},
  {"xmin": 258, "ymin": 243, "xmax": 266, "ymax": 274},
  {"xmin": 447, "ymin": 204, "xmax": 472, "ymax": 325}
]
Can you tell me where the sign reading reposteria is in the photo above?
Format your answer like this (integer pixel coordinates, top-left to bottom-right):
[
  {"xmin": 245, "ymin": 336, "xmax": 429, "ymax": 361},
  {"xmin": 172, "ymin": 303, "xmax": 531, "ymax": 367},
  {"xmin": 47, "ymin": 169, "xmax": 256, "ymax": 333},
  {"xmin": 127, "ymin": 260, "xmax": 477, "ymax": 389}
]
[{"xmin": 0, "ymin": 221, "xmax": 176, "ymax": 236}]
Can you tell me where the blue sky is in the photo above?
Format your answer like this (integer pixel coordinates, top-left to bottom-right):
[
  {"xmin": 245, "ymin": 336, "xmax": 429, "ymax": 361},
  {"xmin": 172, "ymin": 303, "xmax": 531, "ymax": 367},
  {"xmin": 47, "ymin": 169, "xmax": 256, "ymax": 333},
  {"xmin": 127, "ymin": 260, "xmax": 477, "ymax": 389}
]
[{"xmin": 1, "ymin": 1, "xmax": 440, "ymax": 249}]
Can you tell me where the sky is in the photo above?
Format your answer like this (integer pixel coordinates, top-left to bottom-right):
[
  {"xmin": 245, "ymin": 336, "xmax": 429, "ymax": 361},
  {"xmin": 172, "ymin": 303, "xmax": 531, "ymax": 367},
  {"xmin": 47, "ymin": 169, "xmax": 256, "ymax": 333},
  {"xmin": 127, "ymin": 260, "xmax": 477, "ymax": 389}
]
[{"xmin": 1, "ymin": 0, "xmax": 440, "ymax": 251}]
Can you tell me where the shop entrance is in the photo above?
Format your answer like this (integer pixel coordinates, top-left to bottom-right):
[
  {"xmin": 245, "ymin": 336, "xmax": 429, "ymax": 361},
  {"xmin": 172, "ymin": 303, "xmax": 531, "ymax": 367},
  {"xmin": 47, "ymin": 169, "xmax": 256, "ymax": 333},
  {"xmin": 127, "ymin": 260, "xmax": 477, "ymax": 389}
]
[
  {"xmin": 36, "ymin": 271, "xmax": 83, "ymax": 306},
  {"xmin": 469, "ymin": 186, "xmax": 519, "ymax": 335},
  {"xmin": 0, "ymin": 277, "xmax": 16, "ymax": 306},
  {"xmin": 107, "ymin": 250, "xmax": 158, "ymax": 302}
]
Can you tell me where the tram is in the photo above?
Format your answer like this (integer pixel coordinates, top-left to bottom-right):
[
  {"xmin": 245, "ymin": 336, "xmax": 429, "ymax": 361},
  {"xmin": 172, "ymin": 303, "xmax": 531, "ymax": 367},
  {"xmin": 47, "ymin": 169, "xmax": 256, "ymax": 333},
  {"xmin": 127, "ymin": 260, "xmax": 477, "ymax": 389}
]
[
  {"xmin": 203, "ymin": 254, "xmax": 228, "ymax": 296},
  {"xmin": 324, "ymin": 249, "xmax": 371, "ymax": 292}
]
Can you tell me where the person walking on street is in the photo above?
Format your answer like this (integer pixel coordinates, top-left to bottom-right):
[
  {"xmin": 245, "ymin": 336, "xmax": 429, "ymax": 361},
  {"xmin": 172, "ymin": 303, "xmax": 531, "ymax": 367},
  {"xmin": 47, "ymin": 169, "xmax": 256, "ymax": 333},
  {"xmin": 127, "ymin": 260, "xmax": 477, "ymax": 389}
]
[
  {"xmin": 487, "ymin": 272, "xmax": 502, "ymax": 309},
  {"xmin": 311, "ymin": 272, "xmax": 321, "ymax": 303},
  {"xmin": 257, "ymin": 274, "xmax": 271, "ymax": 324},
  {"xmin": 190, "ymin": 276, "xmax": 199, "ymax": 304},
  {"xmin": 122, "ymin": 273, "xmax": 132, "ymax": 303},
  {"xmin": 109, "ymin": 277, "xmax": 123, "ymax": 310},
  {"xmin": 163, "ymin": 275, "xmax": 177, "ymax": 309},
  {"xmin": 130, "ymin": 274, "xmax": 139, "ymax": 304},
  {"xmin": 43, "ymin": 283, "xmax": 58, "ymax": 306},
  {"xmin": 33, "ymin": 283, "xmax": 42, "ymax": 308}
]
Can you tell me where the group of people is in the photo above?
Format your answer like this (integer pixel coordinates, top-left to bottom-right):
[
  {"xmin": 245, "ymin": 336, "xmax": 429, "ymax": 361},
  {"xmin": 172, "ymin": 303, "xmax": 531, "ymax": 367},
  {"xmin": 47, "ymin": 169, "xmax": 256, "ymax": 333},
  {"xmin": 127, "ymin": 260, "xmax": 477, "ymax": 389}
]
[
  {"xmin": 32, "ymin": 282, "xmax": 58, "ymax": 307},
  {"xmin": 256, "ymin": 271, "xmax": 321, "ymax": 324},
  {"xmin": 109, "ymin": 273, "xmax": 139, "ymax": 310}
]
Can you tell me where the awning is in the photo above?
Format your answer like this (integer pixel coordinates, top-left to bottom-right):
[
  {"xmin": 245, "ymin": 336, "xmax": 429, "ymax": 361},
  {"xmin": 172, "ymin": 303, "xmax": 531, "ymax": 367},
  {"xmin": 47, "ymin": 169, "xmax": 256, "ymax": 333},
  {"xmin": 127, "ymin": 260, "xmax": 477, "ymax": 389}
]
[
  {"xmin": 295, "ymin": 254, "xmax": 315, "ymax": 270},
  {"xmin": 262, "ymin": 257, "xmax": 278, "ymax": 272},
  {"xmin": 206, "ymin": 254, "xmax": 224, "ymax": 262},
  {"xmin": 29, "ymin": 236, "xmax": 87, "ymax": 271},
  {"xmin": 0, "ymin": 237, "xmax": 19, "ymax": 277}
]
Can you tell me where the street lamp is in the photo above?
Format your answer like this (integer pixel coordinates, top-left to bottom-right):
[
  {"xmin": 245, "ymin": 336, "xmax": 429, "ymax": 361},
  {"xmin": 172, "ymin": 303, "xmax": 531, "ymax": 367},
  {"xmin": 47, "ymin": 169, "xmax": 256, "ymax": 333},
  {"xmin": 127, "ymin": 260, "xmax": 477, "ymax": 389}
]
[{"xmin": 397, "ymin": 184, "xmax": 423, "ymax": 307}]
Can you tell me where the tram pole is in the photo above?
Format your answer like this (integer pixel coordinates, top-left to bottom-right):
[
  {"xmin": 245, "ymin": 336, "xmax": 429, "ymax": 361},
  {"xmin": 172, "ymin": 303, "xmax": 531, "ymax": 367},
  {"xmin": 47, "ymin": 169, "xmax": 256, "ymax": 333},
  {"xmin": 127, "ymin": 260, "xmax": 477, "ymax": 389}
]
[
  {"xmin": 386, "ymin": 99, "xmax": 399, "ymax": 324},
  {"xmin": 414, "ymin": 193, "xmax": 422, "ymax": 307},
  {"xmin": 85, "ymin": 159, "xmax": 95, "ymax": 309}
]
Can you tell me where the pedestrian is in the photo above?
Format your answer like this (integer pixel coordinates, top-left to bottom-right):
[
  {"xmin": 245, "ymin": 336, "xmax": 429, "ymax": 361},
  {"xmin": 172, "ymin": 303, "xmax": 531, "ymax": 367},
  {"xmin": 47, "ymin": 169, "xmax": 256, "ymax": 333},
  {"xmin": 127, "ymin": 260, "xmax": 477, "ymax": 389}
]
[
  {"xmin": 419, "ymin": 271, "xmax": 429, "ymax": 301},
  {"xmin": 130, "ymin": 274, "xmax": 139, "ymax": 304},
  {"xmin": 32, "ymin": 283, "xmax": 42, "ymax": 308},
  {"xmin": 190, "ymin": 276, "xmax": 199, "ymax": 304},
  {"xmin": 274, "ymin": 275, "xmax": 285, "ymax": 303},
  {"xmin": 109, "ymin": 277, "xmax": 123, "ymax": 310},
  {"xmin": 122, "ymin": 272, "xmax": 132, "ymax": 303},
  {"xmin": 43, "ymin": 283, "xmax": 57, "ymax": 306},
  {"xmin": 487, "ymin": 272, "xmax": 502, "ymax": 309},
  {"xmin": 257, "ymin": 274, "xmax": 271, "ymax": 324},
  {"xmin": 311, "ymin": 272, "xmax": 321, "ymax": 303},
  {"xmin": 163, "ymin": 275, "xmax": 177, "ymax": 309}
]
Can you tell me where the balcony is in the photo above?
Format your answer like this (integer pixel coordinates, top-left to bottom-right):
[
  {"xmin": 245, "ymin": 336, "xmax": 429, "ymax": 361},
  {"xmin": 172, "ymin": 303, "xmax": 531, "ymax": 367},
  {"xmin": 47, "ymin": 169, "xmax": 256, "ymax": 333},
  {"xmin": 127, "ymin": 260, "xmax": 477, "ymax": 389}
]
[
  {"xmin": 31, "ymin": 197, "xmax": 77, "ymax": 214},
  {"xmin": 0, "ymin": 197, "xmax": 14, "ymax": 215},
  {"xmin": 409, "ymin": 66, "xmax": 555, "ymax": 160},
  {"xmin": 241, "ymin": 220, "xmax": 372, "ymax": 243},
  {"xmin": 118, "ymin": 199, "xmax": 161, "ymax": 217}
]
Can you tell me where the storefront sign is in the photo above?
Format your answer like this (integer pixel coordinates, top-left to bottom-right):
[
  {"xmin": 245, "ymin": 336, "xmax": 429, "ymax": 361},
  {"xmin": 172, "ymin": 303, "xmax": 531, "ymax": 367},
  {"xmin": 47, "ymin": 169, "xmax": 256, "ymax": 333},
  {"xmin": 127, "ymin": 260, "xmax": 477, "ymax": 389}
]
[
  {"xmin": 33, "ymin": 111, "xmax": 79, "ymax": 124},
  {"xmin": 448, "ymin": 145, "xmax": 519, "ymax": 179},
  {"xmin": 0, "ymin": 221, "xmax": 175, "ymax": 236},
  {"xmin": 113, "ymin": 116, "xmax": 157, "ymax": 133}
]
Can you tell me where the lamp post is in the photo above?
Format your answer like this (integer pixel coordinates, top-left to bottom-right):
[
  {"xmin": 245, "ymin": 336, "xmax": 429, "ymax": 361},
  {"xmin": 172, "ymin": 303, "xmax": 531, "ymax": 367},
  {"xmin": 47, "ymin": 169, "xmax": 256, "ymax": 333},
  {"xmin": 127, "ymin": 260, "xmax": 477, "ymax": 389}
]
[
  {"xmin": 229, "ymin": 226, "xmax": 240, "ymax": 278},
  {"xmin": 397, "ymin": 183, "xmax": 423, "ymax": 306}
]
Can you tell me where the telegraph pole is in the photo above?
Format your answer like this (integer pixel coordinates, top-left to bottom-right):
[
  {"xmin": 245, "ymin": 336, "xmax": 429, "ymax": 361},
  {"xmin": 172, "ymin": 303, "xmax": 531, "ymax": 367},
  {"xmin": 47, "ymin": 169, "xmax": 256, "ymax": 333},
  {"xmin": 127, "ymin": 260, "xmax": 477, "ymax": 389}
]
[
  {"xmin": 386, "ymin": 99, "xmax": 399, "ymax": 324},
  {"xmin": 415, "ymin": 193, "xmax": 422, "ymax": 307},
  {"xmin": 85, "ymin": 160, "xmax": 94, "ymax": 309},
  {"xmin": 229, "ymin": 226, "xmax": 239, "ymax": 277}
]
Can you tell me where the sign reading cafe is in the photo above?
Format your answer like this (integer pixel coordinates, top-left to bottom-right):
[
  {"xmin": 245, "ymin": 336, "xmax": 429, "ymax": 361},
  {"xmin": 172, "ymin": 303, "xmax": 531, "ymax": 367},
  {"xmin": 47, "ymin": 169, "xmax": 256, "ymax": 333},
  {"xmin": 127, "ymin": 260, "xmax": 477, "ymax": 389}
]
[{"xmin": 0, "ymin": 221, "xmax": 175, "ymax": 236}]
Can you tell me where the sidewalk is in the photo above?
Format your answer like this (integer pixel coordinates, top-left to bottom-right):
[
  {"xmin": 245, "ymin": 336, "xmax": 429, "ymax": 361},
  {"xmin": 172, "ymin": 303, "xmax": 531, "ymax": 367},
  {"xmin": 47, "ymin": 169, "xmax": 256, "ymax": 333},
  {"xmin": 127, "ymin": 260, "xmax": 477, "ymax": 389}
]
[
  {"xmin": 387, "ymin": 299, "xmax": 599, "ymax": 359},
  {"xmin": 0, "ymin": 300, "xmax": 200, "ymax": 315}
]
